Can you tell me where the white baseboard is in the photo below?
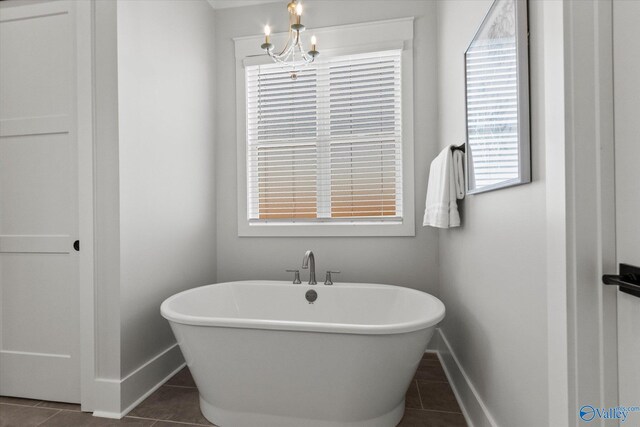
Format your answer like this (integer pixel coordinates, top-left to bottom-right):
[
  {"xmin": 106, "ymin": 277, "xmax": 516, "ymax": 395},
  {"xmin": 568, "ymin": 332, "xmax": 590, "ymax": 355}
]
[
  {"xmin": 91, "ymin": 378, "xmax": 121, "ymax": 417},
  {"xmin": 432, "ymin": 328, "xmax": 498, "ymax": 427},
  {"xmin": 120, "ymin": 343, "xmax": 185, "ymax": 417},
  {"xmin": 92, "ymin": 410, "xmax": 122, "ymax": 419},
  {"xmin": 92, "ymin": 343, "xmax": 185, "ymax": 419}
]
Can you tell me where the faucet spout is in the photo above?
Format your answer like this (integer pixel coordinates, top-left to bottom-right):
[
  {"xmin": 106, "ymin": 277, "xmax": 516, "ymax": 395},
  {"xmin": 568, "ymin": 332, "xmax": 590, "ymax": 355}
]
[{"xmin": 302, "ymin": 250, "xmax": 317, "ymax": 285}]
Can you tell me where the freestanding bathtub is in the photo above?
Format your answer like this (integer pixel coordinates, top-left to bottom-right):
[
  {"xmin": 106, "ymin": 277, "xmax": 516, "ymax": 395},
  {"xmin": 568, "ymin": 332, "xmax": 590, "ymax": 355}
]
[{"xmin": 161, "ymin": 281, "xmax": 445, "ymax": 427}]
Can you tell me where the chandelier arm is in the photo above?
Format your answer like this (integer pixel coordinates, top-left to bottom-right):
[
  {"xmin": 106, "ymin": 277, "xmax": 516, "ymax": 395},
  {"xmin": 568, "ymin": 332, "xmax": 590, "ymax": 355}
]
[
  {"xmin": 295, "ymin": 42, "xmax": 304, "ymax": 62},
  {"xmin": 297, "ymin": 42, "xmax": 313, "ymax": 64},
  {"xmin": 275, "ymin": 25, "xmax": 294, "ymax": 57},
  {"xmin": 275, "ymin": 6, "xmax": 297, "ymax": 57}
]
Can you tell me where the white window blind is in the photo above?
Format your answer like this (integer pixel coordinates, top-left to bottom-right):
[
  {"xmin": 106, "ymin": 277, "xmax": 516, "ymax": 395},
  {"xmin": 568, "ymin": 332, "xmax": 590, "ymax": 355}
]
[
  {"xmin": 246, "ymin": 49, "xmax": 402, "ymax": 223},
  {"xmin": 465, "ymin": 37, "xmax": 519, "ymax": 188}
]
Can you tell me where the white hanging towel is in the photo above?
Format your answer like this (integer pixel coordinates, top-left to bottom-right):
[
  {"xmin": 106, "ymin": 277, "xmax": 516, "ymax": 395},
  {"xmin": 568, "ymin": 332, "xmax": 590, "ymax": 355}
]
[
  {"xmin": 423, "ymin": 145, "xmax": 464, "ymax": 228},
  {"xmin": 452, "ymin": 149, "xmax": 465, "ymax": 200}
]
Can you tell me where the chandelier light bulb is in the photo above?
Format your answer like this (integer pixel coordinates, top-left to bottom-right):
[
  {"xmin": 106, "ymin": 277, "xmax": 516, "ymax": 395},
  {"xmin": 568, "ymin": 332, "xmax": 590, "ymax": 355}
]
[
  {"xmin": 261, "ymin": 24, "xmax": 273, "ymax": 50},
  {"xmin": 296, "ymin": 3, "xmax": 303, "ymax": 16}
]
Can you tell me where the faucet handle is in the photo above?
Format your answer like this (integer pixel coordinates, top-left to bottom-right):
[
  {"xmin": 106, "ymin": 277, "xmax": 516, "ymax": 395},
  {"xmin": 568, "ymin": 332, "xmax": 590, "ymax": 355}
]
[
  {"xmin": 286, "ymin": 269, "xmax": 302, "ymax": 284},
  {"xmin": 324, "ymin": 270, "xmax": 340, "ymax": 285}
]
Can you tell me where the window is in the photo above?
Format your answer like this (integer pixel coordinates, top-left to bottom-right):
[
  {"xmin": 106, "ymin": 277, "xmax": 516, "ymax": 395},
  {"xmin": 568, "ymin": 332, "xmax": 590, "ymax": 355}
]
[
  {"xmin": 235, "ymin": 18, "xmax": 415, "ymax": 236},
  {"xmin": 247, "ymin": 50, "xmax": 403, "ymax": 222}
]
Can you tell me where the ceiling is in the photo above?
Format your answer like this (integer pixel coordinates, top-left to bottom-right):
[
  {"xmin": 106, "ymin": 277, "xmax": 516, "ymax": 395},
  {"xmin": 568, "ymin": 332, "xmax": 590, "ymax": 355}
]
[{"xmin": 207, "ymin": 0, "xmax": 282, "ymax": 9}]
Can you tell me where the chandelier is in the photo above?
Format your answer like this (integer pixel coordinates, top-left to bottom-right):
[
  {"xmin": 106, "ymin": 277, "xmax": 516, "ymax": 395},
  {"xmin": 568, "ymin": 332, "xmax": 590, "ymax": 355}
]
[{"xmin": 261, "ymin": 1, "xmax": 319, "ymax": 80}]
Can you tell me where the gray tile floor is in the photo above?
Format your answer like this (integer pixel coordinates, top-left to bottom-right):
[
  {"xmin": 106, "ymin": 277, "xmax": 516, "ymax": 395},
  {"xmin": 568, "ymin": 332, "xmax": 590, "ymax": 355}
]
[{"xmin": 0, "ymin": 353, "xmax": 467, "ymax": 427}]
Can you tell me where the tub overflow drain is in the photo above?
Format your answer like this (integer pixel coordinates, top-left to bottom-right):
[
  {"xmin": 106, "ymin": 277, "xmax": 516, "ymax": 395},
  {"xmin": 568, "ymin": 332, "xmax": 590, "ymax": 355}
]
[{"xmin": 305, "ymin": 289, "xmax": 318, "ymax": 304}]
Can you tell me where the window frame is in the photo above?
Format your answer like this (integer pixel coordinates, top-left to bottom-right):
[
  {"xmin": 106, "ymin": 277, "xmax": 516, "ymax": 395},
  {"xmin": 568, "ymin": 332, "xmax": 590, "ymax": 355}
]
[{"xmin": 234, "ymin": 18, "xmax": 415, "ymax": 237}]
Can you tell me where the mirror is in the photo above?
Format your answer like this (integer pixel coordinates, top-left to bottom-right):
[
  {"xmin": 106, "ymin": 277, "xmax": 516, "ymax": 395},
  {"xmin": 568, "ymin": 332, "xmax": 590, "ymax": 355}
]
[{"xmin": 464, "ymin": 0, "xmax": 530, "ymax": 194}]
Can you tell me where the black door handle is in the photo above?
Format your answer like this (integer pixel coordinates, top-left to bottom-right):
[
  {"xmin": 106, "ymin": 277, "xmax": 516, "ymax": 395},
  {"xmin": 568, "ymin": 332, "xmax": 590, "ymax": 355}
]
[
  {"xmin": 603, "ymin": 264, "xmax": 640, "ymax": 298},
  {"xmin": 73, "ymin": 240, "xmax": 80, "ymax": 252}
]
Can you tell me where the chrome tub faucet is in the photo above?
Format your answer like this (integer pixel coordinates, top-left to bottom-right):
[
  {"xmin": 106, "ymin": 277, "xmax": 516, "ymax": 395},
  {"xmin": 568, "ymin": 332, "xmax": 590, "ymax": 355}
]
[{"xmin": 302, "ymin": 250, "xmax": 317, "ymax": 285}]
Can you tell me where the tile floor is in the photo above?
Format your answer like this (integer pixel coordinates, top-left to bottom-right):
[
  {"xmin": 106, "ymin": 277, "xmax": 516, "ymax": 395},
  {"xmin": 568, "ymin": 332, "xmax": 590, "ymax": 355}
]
[{"xmin": 0, "ymin": 353, "xmax": 467, "ymax": 427}]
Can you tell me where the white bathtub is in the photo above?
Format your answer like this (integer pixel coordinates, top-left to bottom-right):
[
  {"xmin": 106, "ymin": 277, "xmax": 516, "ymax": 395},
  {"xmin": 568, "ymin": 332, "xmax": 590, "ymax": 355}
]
[{"xmin": 160, "ymin": 281, "xmax": 445, "ymax": 427}]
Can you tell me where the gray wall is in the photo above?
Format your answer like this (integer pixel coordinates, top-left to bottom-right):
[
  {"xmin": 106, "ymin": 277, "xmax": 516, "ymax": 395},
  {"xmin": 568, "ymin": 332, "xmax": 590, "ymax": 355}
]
[
  {"xmin": 117, "ymin": 0, "xmax": 217, "ymax": 377},
  {"xmin": 214, "ymin": 1, "xmax": 440, "ymax": 292},
  {"xmin": 436, "ymin": 1, "xmax": 549, "ymax": 426}
]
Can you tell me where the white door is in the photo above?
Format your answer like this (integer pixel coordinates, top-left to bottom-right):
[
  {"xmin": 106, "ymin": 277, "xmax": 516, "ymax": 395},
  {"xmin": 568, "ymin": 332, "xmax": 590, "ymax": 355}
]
[
  {"xmin": 612, "ymin": 0, "xmax": 640, "ymax": 416},
  {"xmin": 0, "ymin": 1, "xmax": 80, "ymax": 403}
]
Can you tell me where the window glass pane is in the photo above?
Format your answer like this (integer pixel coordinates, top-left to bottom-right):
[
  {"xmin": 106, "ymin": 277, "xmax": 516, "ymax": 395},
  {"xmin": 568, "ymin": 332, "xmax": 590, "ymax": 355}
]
[{"xmin": 326, "ymin": 53, "xmax": 401, "ymax": 218}]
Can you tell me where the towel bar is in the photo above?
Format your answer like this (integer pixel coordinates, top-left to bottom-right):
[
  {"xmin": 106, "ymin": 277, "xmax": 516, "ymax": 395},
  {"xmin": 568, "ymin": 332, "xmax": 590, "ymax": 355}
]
[{"xmin": 451, "ymin": 143, "xmax": 466, "ymax": 153}]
